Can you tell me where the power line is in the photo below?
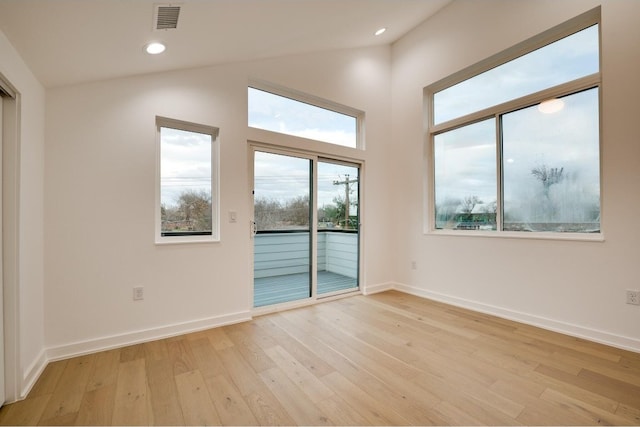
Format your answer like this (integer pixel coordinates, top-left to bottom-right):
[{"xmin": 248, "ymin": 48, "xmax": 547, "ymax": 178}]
[{"xmin": 333, "ymin": 174, "xmax": 358, "ymax": 228}]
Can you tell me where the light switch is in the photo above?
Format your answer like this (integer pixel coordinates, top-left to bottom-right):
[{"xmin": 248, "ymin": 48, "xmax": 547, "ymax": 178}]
[{"xmin": 229, "ymin": 211, "xmax": 237, "ymax": 223}]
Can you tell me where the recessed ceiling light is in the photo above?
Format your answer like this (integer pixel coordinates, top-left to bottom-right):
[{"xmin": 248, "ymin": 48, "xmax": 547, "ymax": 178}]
[
  {"xmin": 374, "ymin": 27, "xmax": 387, "ymax": 36},
  {"xmin": 145, "ymin": 42, "xmax": 166, "ymax": 55}
]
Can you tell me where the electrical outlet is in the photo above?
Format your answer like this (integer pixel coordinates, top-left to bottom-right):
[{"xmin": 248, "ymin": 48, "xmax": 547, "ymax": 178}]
[
  {"xmin": 133, "ymin": 286, "xmax": 144, "ymax": 301},
  {"xmin": 411, "ymin": 260, "xmax": 417, "ymax": 270},
  {"xmin": 626, "ymin": 289, "xmax": 640, "ymax": 305}
]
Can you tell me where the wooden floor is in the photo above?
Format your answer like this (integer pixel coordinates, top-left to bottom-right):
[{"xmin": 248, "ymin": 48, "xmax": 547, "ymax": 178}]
[
  {"xmin": 254, "ymin": 270, "xmax": 357, "ymax": 307},
  {"xmin": 1, "ymin": 290, "xmax": 640, "ymax": 426}
]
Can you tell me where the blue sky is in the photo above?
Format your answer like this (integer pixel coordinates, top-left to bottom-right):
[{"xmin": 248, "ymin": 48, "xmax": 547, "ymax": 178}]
[
  {"xmin": 433, "ymin": 24, "xmax": 600, "ymax": 223},
  {"xmin": 249, "ymin": 87, "xmax": 359, "ymax": 210},
  {"xmin": 248, "ymin": 87, "xmax": 357, "ymax": 148},
  {"xmin": 254, "ymin": 151, "xmax": 359, "ymax": 210},
  {"xmin": 434, "ymin": 25, "xmax": 599, "ymax": 125},
  {"xmin": 435, "ymin": 87, "xmax": 600, "ymax": 222}
]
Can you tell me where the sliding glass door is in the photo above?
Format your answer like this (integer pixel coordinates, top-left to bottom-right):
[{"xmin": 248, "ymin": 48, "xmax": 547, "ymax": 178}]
[
  {"xmin": 317, "ymin": 160, "xmax": 359, "ymax": 295},
  {"xmin": 252, "ymin": 149, "xmax": 360, "ymax": 308},
  {"xmin": 253, "ymin": 151, "xmax": 312, "ymax": 307}
]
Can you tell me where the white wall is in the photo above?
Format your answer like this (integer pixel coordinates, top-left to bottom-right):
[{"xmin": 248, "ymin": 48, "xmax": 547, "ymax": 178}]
[
  {"xmin": 391, "ymin": 0, "xmax": 640, "ymax": 350},
  {"xmin": 0, "ymin": 29, "xmax": 46, "ymax": 399},
  {"xmin": 44, "ymin": 46, "xmax": 393, "ymax": 357}
]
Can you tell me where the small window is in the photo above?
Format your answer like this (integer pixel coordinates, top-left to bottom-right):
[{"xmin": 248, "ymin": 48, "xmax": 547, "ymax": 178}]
[
  {"xmin": 248, "ymin": 85, "xmax": 361, "ymax": 148},
  {"xmin": 427, "ymin": 9, "xmax": 601, "ymax": 236},
  {"xmin": 156, "ymin": 117, "xmax": 219, "ymax": 243}
]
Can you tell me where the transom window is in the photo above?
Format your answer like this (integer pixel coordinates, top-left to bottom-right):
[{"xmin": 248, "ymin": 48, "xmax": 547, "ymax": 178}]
[
  {"xmin": 426, "ymin": 8, "xmax": 601, "ymax": 236},
  {"xmin": 248, "ymin": 83, "xmax": 362, "ymax": 149}
]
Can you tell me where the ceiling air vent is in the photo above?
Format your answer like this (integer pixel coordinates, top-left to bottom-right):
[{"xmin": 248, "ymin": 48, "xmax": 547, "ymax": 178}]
[{"xmin": 154, "ymin": 4, "xmax": 181, "ymax": 30}]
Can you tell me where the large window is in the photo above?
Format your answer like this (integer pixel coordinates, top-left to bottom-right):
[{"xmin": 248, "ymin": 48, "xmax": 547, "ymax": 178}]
[
  {"xmin": 427, "ymin": 9, "xmax": 601, "ymax": 236},
  {"xmin": 156, "ymin": 116, "xmax": 219, "ymax": 243},
  {"xmin": 248, "ymin": 83, "xmax": 362, "ymax": 149}
]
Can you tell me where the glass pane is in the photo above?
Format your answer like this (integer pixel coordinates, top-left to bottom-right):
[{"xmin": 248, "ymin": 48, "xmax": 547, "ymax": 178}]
[
  {"xmin": 254, "ymin": 151, "xmax": 311, "ymax": 307},
  {"xmin": 160, "ymin": 127, "xmax": 212, "ymax": 235},
  {"xmin": 248, "ymin": 87, "xmax": 357, "ymax": 148},
  {"xmin": 502, "ymin": 88, "xmax": 600, "ymax": 232},
  {"xmin": 434, "ymin": 25, "xmax": 599, "ymax": 124},
  {"xmin": 254, "ymin": 151, "xmax": 310, "ymax": 231},
  {"xmin": 318, "ymin": 161, "xmax": 359, "ymax": 294},
  {"xmin": 434, "ymin": 119, "xmax": 497, "ymax": 230}
]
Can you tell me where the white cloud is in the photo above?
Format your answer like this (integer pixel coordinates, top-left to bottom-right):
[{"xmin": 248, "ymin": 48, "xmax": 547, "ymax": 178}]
[
  {"xmin": 160, "ymin": 127, "xmax": 212, "ymax": 206},
  {"xmin": 248, "ymin": 87, "xmax": 357, "ymax": 148}
]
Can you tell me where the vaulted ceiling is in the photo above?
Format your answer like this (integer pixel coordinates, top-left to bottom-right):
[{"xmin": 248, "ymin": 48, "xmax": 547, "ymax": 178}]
[{"xmin": 0, "ymin": 0, "xmax": 451, "ymax": 88}]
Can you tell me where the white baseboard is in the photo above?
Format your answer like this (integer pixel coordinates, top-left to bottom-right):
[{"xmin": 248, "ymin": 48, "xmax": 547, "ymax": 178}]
[
  {"xmin": 363, "ymin": 281, "xmax": 395, "ymax": 295},
  {"xmin": 5, "ymin": 311, "xmax": 251, "ymax": 403},
  {"xmin": 21, "ymin": 349, "xmax": 48, "ymax": 400},
  {"xmin": 46, "ymin": 310, "xmax": 252, "ymax": 362},
  {"xmin": 393, "ymin": 282, "xmax": 640, "ymax": 353}
]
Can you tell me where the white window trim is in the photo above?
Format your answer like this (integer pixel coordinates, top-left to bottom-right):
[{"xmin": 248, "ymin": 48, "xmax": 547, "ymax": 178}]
[
  {"xmin": 248, "ymin": 79, "xmax": 366, "ymax": 150},
  {"xmin": 155, "ymin": 116, "xmax": 220, "ymax": 244},
  {"xmin": 423, "ymin": 7, "xmax": 603, "ymax": 242}
]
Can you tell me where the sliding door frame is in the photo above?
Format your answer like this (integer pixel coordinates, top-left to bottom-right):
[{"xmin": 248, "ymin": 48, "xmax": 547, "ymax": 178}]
[
  {"xmin": 1, "ymin": 74, "xmax": 19, "ymax": 403},
  {"xmin": 252, "ymin": 146, "xmax": 317, "ymax": 309},
  {"xmin": 317, "ymin": 156, "xmax": 361, "ymax": 299},
  {"xmin": 248, "ymin": 134, "xmax": 364, "ymax": 316}
]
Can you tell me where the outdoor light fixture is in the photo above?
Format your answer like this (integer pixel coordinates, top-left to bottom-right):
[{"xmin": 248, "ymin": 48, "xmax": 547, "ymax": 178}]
[
  {"xmin": 538, "ymin": 98, "xmax": 565, "ymax": 114},
  {"xmin": 145, "ymin": 42, "xmax": 166, "ymax": 55},
  {"xmin": 374, "ymin": 27, "xmax": 387, "ymax": 36}
]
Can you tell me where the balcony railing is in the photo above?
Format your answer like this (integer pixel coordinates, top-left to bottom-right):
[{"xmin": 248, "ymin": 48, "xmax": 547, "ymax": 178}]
[{"xmin": 254, "ymin": 230, "xmax": 358, "ymax": 307}]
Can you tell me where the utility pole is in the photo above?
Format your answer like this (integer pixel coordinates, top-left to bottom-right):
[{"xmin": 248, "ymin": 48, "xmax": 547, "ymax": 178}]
[{"xmin": 333, "ymin": 174, "xmax": 358, "ymax": 229}]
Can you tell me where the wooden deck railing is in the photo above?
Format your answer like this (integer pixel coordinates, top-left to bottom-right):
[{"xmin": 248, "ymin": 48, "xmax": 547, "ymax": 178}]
[{"xmin": 254, "ymin": 230, "xmax": 358, "ymax": 279}]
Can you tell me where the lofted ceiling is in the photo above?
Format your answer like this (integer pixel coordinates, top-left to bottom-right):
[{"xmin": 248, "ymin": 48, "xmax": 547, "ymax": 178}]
[{"xmin": 0, "ymin": 0, "xmax": 451, "ymax": 88}]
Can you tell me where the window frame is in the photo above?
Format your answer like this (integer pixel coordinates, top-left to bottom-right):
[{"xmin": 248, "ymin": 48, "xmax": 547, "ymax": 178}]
[
  {"xmin": 155, "ymin": 116, "xmax": 220, "ymax": 244},
  {"xmin": 424, "ymin": 7, "xmax": 603, "ymax": 241},
  {"xmin": 248, "ymin": 79, "xmax": 366, "ymax": 150}
]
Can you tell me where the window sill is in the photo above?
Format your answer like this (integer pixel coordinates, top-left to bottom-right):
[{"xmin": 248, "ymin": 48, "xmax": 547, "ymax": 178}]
[
  {"xmin": 425, "ymin": 228, "xmax": 604, "ymax": 242},
  {"xmin": 155, "ymin": 235, "xmax": 220, "ymax": 245}
]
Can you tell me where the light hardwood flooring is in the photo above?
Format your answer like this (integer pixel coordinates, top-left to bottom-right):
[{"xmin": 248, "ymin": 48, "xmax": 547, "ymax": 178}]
[{"xmin": 1, "ymin": 290, "xmax": 640, "ymax": 425}]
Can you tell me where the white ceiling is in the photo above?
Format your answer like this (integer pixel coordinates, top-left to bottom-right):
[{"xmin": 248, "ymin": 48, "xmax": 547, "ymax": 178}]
[{"xmin": 0, "ymin": 0, "xmax": 451, "ymax": 88}]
